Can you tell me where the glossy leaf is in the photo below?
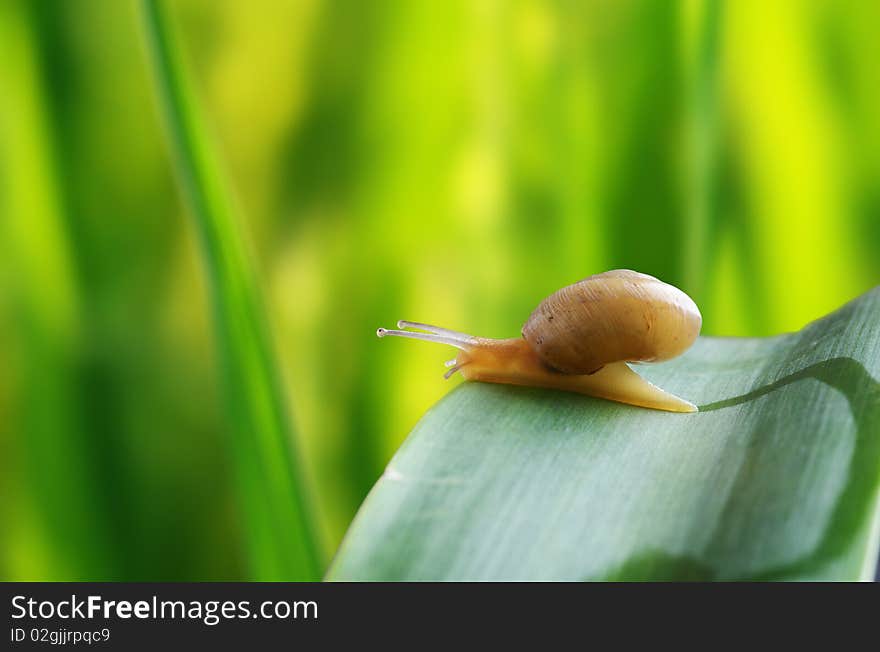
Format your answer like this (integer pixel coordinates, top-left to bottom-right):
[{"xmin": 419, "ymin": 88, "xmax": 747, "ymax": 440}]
[{"xmin": 329, "ymin": 289, "xmax": 880, "ymax": 581}]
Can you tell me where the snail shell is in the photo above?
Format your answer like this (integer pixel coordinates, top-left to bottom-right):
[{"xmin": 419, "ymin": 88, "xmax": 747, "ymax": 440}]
[{"xmin": 522, "ymin": 270, "xmax": 702, "ymax": 374}]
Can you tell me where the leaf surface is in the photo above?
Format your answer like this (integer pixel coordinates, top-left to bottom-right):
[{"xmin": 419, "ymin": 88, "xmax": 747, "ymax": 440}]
[{"xmin": 330, "ymin": 289, "xmax": 880, "ymax": 580}]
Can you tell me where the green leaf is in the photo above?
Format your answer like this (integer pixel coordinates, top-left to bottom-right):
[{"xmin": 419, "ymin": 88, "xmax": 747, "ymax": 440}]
[
  {"xmin": 139, "ymin": 0, "xmax": 321, "ymax": 580},
  {"xmin": 329, "ymin": 289, "xmax": 880, "ymax": 581}
]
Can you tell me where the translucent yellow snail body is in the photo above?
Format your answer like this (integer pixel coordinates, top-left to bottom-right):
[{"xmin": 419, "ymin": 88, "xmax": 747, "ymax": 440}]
[{"xmin": 377, "ymin": 270, "xmax": 702, "ymax": 412}]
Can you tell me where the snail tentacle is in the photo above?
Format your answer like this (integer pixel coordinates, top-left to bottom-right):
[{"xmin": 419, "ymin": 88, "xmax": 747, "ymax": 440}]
[
  {"xmin": 443, "ymin": 362, "xmax": 467, "ymax": 379},
  {"xmin": 376, "ymin": 327, "xmax": 473, "ymax": 351},
  {"xmin": 396, "ymin": 320, "xmax": 476, "ymax": 344}
]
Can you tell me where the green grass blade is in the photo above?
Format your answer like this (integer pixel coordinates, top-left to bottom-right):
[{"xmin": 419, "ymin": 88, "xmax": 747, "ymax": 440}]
[
  {"xmin": 329, "ymin": 289, "xmax": 880, "ymax": 580},
  {"xmin": 683, "ymin": 0, "xmax": 722, "ymax": 302},
  {"xmin": 0, "ymin": 0, "xmax": 115, "ymax": 579},
  {"xmin": 139, "ymin": 0, "xmax": 321, "ymax": 580}
]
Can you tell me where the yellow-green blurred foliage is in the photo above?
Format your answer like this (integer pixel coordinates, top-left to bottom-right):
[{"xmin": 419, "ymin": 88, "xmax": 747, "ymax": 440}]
[{"xmin": 1, "ymin": 0, "xmax": 878, "ymax": 579}]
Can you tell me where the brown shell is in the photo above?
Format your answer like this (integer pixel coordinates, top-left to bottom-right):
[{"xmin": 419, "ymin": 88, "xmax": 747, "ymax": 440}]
[{"xmin": 521, "ymin": 270, "xmax": 702, "ymax": 374}]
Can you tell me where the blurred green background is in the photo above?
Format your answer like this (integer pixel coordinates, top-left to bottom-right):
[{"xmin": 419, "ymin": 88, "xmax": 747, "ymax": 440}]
[{"xmin": 1, "ymin": 0, "xmax": 878, "ymax": 580}]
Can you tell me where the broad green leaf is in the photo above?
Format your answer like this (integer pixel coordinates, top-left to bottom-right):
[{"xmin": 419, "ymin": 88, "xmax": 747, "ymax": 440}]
[{"xmin": 329, "ymin": 289, "xmax": 880, "ymax": 581}]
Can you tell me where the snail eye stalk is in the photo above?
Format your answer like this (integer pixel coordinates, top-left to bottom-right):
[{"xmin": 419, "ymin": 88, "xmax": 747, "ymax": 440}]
[
  {"xmin": 396, "ymin": 321, "xmax": 477, "ymax": 344},
  {"xmin": 376, "ymin": 321, "xmax": 477, "ymax": 351},
  {"xmin": 376, "ymin": 321, "xmax": 474, "ymax": 379}
]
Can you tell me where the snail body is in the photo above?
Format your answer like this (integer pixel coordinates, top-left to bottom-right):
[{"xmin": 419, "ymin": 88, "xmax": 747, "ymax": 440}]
[{"xmin": 377, "ymin": 270, "xmax": 702, "ymax": 413}]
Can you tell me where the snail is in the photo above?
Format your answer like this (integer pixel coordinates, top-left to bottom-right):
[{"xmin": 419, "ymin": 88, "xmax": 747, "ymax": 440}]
[{"xmin": 377, "ymin": 270, "xmax": 702, "ymax": 412}]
